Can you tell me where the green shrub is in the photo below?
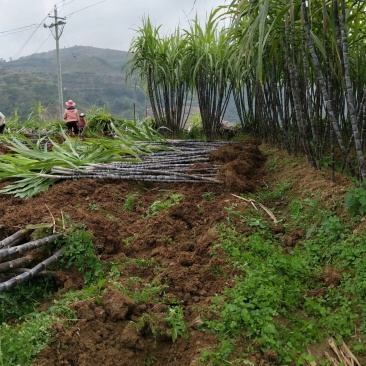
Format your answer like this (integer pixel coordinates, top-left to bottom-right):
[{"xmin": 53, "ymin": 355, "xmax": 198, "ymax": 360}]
[
  {"xmin": 345, "ymin": 182, "xmax": 366, "ymax": 217},
  {"xmin": 165, "ymin": 306, "xmax": 188, "ymax": 343},
  {"xmin": 59, "ymin": 230, "xmax": 104, "ymax": 284}
]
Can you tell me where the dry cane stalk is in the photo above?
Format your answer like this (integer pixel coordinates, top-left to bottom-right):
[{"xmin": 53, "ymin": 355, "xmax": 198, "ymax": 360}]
[
  {"xmin": 327, "ymin": 338, "xmax": 361, "ymax": 366},
  {"xmin": 231, "ymin": 194, "xmax": 279, "ymax": 223}
]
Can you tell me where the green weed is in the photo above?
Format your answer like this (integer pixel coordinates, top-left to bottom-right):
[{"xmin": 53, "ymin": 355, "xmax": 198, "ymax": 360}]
[
  {"xmin": 0, "ymin": 277, "xmax": 57, "ymax": 323},
  {"xmin": 88, "ymin": 202, "xmax": 100, "ymax": 211},
  {"xmin": 125, "ymin": 257, "xmax": 156, "ymax": 269},
  {"xmin": 256, "ymin": 181, "xmax": 292, "ymax": 201},
  {"xmin": 267, "ymin": 156, "xmax": 279, "ymax": 170},
  {"xmin": 200, "ymin": 203, "xmax": 366, "ymax": 364},
  {"xmin": 145, "ymin": 193, "xmax": 183, "ymax": 217},
  {"xmin": 124, "ymin": 234, "xmax": 137, "ymax": 246},
  {"xmin": 107, "ymin": 260, "xmax": 124, "ymax": 280},
  {"xmin": 165, "ymin": 306, "xmax": 188, "ymax": 343},
  {"xmin": 345, "ymin": 181, "xmax": 366, "ymax": 218},
  {"xmin": 0, "ymin": 286, "xmax": 93, "ymax": 366},
  {"xmin": 124, "ymin": 193, "xmax": 139, "ymax": 211},
  {"xmin": 202, "ymin": 192, "xmax": 215, "ymax": 201},
  {"xmin": 112, "ymin": 277, "xmax": 168, "ymax": 304},
  {"xmin": 104, "ymin": 213, "xmax": 117, "ymax": 220},
  {"xmin": 0, "ymin": 312, "xmax": 57, "ymax": 366},
  {"xmin": 59, "ymin": 229, "xmax": 104, "ymax": 284}
]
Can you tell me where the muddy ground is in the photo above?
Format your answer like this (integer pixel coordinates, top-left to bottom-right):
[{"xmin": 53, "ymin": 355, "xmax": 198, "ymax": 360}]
[{"xmin": 0, "ymin": 140, "xmax": 355, "ymax": 365}]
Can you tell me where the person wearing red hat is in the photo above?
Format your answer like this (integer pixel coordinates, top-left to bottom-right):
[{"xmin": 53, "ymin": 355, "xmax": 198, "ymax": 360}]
[{"xmin": 63, "ymin": 100, "xmax": 79, "ymax": 135}]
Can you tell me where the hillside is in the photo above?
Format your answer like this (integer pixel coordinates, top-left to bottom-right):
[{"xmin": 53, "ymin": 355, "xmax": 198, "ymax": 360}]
[{"xmin": 0, "ymin": 46, "xmax": 142, "ymax": 119}]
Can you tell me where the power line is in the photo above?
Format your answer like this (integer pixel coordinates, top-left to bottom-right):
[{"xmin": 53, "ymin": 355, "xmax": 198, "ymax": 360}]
[
  {"xmin": 0, "ymin": 26, "xmax": 39, "ymax": 39},
  {"xmin": 65, "ymin": 0, "xmax": 107, "ymax": 18},
  {"xmin": 32, "ymin": 34, "xmax": 53, "ymax": 55},
  {"xmin": 0, "ymin": 24, "xmax": 38, "ymax": 35},
  {"xmin": 12, "ymin": 15, "xmax": 50, "ymax": 60},
  {"xmin": 62, "ymin": 36, "xmax": 78, "ymax": 60}
]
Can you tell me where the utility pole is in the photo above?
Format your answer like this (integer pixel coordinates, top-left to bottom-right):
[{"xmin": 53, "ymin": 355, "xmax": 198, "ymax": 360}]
[{"xmin": 44, "ymin": 6, "xmax": 66, "ymax": 118}]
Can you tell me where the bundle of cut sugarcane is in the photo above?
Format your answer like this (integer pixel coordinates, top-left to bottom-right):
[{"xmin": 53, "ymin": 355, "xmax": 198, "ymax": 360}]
[
  {"xmin": 0, "ymin": 230, "xmax": 64, "ymax": 292},
  {"xmin": 38, "ymin": 140, "xmax": 229, "ymax": 184}
]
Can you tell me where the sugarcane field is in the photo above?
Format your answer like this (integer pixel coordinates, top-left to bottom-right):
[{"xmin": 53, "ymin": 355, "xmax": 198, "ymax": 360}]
[
  {"xmin": 3, "ymin": 1, "xmax": 366, "ymax": 365},
  {"xmin": 0, "ymin": 114, "xmax": 364, "ymax": 366}
]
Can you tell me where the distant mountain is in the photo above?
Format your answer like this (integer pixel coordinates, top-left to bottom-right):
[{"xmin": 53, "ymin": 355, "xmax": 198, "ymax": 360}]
[
  {"xmin": 0, "ymin": 45, "xmax": 239, "ymax": 123},
  {"xmin": 0, "ymin": 46, "xmax": 142, "ymax": 120}
]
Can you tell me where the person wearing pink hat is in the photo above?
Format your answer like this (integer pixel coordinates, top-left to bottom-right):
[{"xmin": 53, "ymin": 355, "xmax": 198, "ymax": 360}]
[{"xmin": 63, "ymin": 100, "xmax": 79, "ymax": 135}]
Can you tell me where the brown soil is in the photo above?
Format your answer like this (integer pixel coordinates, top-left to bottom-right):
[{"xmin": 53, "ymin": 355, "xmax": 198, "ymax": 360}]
[{"xmin": 0, "ymin": 141, "xmax": 357, "ymax": 365}]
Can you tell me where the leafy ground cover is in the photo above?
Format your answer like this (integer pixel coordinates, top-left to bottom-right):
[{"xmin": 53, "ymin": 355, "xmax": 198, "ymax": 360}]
[{"xmin": 0, "ymin": 139, "xmax": 365, "ymax": 365}]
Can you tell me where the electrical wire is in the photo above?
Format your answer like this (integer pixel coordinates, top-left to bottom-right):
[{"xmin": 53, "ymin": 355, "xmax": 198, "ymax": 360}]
[
  {"xmin": 0, "ymin": 24, "xmax": 38, "ymax": 34},
  {"xmin": 65, "ymin": 0, "xmax": 107, "ymax": 18},
  {"xmin": 0, "ymin": 26, "xmax": 39, "ymax": 38},
  {"xmin": 62, "ymin": 35, "xmax": 78, "ymax": 60},
  {"xmin": 12, "ymin": 14, "xmax": 50, "ymax": 60}
]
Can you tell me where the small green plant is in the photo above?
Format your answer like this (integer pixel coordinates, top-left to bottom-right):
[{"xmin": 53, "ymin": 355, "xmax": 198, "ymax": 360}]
[
  {"xmin": 203, "ymin": 192, "xmax": 215, "ymax": 201},
  {"xmin": 112, "ymin": 278, "xmax": 168, "ymax": 304},
  {"xmin": 320, "ymin": 214, "xmax": 345, "ymax": 239},
  {"xmin": 125, "ymin": 257, "xmax": 156, "ymax": 269},
  {"xmin": 267, "ymin": 156, "xmax": 279, "ymax": 170},
  {"xmin": 59, "ymin": 230, "xmax": 104, "ymax": 284},
  {"xmin": 345, "ymin": 182, "xmax": 366, "ymax": 217},
  {"xmin": 197, "ymin": 203, "xmax": 205, "ymax": 214},
  {"xmin": 144, "ymin": 356, "xmax": 157, "ymax": 366},
  {"xmin": 145, "ymin": 193, "xmax": 183, "ymax": 217},
  {"xmin": 304, "ymin": 190, "xmax": 322, "ymax": 215},
  {"xmin": 268, "ymin": 181, "xmax": 292, "ymax": 200},
  {"xmin": 105, "ymin": 213, "xmax": 116, "ymax": 220},
  {"xmin": 88, "ymin": 202, "xmax": 100, "ymax": 211},
  {"xmin": 108, "ymin": 260, "xmax": 124, "ymax": 280},
  {"xmin": 124, "ymin": 234, "xmax": 137, "ymax": 246},
  {"xmin": 165, "ymin": 306, "xmax": 188, "ymax": 343},
  {"xmin": 124, "ymin": 193, "xmax": 139, "ymax": 211}
]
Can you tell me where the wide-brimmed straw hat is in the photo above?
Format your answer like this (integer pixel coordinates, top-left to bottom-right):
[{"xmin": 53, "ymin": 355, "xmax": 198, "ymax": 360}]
[{"xmin": 65, "ymin": 100, "xmax": 76, "ymax": 108}]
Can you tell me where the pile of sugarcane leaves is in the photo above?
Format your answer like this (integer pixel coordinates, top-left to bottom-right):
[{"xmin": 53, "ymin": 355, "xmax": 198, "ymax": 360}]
[
  {"xmin": 0, "ymin": 122, "xmax": 229, "ymax": 199},
  {"xmin": 0, "ymin": 226, "xmax": 63, "ymax": 292}
]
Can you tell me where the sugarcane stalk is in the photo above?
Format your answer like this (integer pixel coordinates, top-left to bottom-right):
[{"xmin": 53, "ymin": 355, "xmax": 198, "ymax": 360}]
[
  {"xmin": 40, "ymin": 173, "xmax": 222, "ymax": 183},
  {"xmin": 0, "ymin": 234, "xmax": 62, "ymax": 261},
  {"xmin": 0, "ymin": 247, "xmax": 65, "ymax": 292},
  {"xmin": 0, "ymin": 255, "xmax": 32, "ymax": 273},
  {"xmin": 0, "ymin": 229, "xmax": 30, "ymax": 249},
  {"xmin": 3, "ymin": 268, "xmax": 56, "ymax": 276}
]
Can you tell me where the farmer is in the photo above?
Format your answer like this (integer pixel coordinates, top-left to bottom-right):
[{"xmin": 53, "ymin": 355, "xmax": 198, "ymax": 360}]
[
  {"xmin": 78, "ymin": 112, "xmax": 88, "ymax": 134},
  {"xmin": 0, "ymin": 111, "xmax": 5, "ymax": 134},
  {"xmin": 63, "ymin": 100, "xmax": 79, "ymax": 135}
]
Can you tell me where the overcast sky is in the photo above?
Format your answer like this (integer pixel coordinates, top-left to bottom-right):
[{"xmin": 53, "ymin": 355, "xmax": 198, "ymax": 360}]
[{"xmin": 0, "ymin": 0, "xmax": 227, "ymax": 61}]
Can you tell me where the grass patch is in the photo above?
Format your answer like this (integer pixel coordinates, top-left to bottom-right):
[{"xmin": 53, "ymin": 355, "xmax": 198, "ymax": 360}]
[{"xmin": 199, "ymin": 196, "xmax": 366, "ymax": 364}]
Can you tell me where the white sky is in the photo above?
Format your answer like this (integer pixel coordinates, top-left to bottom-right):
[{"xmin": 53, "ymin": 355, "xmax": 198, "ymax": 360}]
[{"xmin": 0, "ymin": 0, "xmax": 227, "ymax": 61}]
